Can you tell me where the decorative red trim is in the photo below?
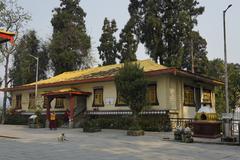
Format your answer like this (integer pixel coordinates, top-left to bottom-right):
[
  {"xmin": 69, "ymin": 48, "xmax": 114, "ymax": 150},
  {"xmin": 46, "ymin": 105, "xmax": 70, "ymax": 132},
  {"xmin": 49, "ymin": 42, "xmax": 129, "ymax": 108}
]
[
  {"xmin": 0, "ymin": 68, "xmax": 223, "ymax": 92},
  {"xmin": 0, "ymin": 33, "xmax": 14, "ymax": 44},
  {"xmin": 42, "ymin": 91, "xmax": 91, "ymax": 96}
]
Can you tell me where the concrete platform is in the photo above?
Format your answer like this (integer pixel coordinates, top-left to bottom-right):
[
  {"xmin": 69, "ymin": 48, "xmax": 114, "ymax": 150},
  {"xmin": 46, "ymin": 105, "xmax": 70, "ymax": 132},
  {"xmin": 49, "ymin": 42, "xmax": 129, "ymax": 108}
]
[{"xmin": 0, "ymin": 125, "xmax": 239, "ymax": 160}]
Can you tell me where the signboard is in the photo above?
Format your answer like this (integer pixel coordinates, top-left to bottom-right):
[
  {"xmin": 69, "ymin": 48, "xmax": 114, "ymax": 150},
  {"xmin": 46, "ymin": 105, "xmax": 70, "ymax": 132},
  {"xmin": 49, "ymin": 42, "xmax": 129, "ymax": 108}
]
[{"xmin": 105, "ymin": 97, "xmax": 115, "ymax": 105}]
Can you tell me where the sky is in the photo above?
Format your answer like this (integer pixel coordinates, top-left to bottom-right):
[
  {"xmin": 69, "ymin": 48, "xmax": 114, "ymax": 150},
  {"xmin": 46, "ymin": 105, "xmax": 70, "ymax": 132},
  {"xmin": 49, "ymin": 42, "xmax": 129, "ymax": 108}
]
[
  {"xmin": 15, "ymin": 0, "xmax": 240, "ymax": 65},
  {"xmin": 0, "ymin": 0, "xmax": 239, "ymax": 106}
]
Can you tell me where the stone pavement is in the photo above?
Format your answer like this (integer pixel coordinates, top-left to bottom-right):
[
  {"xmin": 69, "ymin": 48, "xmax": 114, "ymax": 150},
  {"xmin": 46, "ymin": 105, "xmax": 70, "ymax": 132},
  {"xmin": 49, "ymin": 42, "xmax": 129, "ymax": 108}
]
[{"xmin": 0, "ymin": 125, "xmax": 239, "ymax": 160}]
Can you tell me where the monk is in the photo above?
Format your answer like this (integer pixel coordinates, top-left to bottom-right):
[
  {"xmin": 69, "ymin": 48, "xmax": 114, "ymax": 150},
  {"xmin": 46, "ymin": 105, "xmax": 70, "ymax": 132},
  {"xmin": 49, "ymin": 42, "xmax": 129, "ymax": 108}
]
[{"xmin": 49, "ymin": 111, "xmax": 57, "ymax": 130}]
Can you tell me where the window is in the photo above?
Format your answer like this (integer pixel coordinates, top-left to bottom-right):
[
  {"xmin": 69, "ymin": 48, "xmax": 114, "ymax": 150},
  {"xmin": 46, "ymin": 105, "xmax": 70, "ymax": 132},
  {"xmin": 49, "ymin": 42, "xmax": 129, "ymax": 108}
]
[
  {"xmin": 146, "ymin": 84, "xmax": 159, "ymax": 105},
  {"xmin": 115, "ymin": 91, "xmax": 127, "ymax": 106},
  {"xmin": 28, "ymin": 93, "xmax": 35, "ymax": 109},
  {"xmin": 202, "ymin": 89, "xmax": 211, "ymax": 104},
  {"xmin": 16, "ymin": 95, "xmax": 22, "ymax": 109},
  {"xmin": 93, "ymin": 88, "xmax": 104, "ymax": 107},
  {"xmin": 55, "ymin": 98, "xmax": 64, "ymax": 108},
  {"xmin": 184, "ymin": 86, "xmax": 194, "ymax": 106}
]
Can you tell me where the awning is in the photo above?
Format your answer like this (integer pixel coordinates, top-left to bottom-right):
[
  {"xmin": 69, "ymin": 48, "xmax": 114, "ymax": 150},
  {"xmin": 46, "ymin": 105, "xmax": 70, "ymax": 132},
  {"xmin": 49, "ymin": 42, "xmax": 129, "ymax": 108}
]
[
  {"xmin": 0, "ymin": 30, "xmax": 15, "ymax": 44},
  {"xmin": 41, "ymin": 88, "xmax": 91, "ymax": 97}
]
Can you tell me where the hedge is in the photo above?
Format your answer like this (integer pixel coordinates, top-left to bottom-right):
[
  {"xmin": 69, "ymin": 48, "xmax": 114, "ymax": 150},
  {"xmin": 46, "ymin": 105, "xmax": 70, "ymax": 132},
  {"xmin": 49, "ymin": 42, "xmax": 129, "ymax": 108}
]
[{"xmin": 86, "ymin": 114, "xmax": 171, "ymax": 132}]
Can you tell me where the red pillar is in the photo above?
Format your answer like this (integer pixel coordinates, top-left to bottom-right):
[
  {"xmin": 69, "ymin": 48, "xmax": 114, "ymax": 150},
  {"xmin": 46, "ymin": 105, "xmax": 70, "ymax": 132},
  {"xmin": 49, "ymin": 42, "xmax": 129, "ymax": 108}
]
[
  {"xmin": 69, "ymin": 95, "xmax": 74, "ymax": 121},
  {"xmin": 45, "ymin": 97, "xmax": 53, "ymax": 121}
]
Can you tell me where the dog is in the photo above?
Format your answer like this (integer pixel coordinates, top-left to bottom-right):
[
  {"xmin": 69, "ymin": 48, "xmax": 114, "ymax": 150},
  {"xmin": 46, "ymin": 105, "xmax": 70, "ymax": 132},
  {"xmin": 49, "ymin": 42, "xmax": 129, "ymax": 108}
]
[{"xmin": 57, "ymin": 133, "xmax": 67, "ymax": 142}]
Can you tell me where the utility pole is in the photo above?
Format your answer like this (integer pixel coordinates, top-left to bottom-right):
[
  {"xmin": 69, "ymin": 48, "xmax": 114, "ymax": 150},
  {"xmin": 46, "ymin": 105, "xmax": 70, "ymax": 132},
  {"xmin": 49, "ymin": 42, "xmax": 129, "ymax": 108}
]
[
  {"xmin": 223, "ymin": 4, "xmax": 232, "ymax": 113},
  {"xmin": 29, "ymin": 54, "xmax": 39, "ymax": 107}
]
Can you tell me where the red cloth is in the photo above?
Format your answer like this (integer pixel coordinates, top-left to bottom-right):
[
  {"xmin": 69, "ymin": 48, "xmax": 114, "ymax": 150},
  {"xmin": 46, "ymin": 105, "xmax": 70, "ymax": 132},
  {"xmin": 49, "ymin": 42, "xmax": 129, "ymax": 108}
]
[{"xmin": 49, "ymin": 120, "xmax": 57, "ymax": 129}]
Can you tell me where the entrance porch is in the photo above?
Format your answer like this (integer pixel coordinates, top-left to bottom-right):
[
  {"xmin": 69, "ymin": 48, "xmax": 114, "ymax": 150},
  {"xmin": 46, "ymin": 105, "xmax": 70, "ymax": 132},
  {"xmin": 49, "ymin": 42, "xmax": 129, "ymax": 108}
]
[{"xmin": 42, "ymin": 88, "xmax": 91, "ymax": 128}]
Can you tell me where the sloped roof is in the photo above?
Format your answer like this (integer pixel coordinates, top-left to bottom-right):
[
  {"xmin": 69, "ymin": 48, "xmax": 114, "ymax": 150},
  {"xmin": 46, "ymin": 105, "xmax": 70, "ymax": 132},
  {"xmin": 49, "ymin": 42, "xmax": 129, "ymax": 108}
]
[
  {"xmin": 0, "ymin": 30, "xmax": 15, "ymax": 44},
  {"xmin": 25, "ymin": 59, "xmax": 167, "ymax": 86},
  {"xmin": 42, "ymin": 88, "xmax": 91, "ymax": 97},
  {"xmin": 1, "ymin": 59, "xmax": 223, "ymax": 92}
]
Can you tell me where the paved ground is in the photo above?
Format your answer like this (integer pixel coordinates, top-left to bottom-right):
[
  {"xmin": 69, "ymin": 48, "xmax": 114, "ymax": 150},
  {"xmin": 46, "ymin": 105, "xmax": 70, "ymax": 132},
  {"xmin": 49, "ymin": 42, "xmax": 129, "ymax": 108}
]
[{"xmin": 0, "ymin": 125, "xmax": 239, "ymax": 160}]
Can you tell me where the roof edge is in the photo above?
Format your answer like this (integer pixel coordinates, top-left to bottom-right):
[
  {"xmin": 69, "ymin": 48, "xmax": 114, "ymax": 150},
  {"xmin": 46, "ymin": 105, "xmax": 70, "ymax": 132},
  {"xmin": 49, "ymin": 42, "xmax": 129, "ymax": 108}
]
[{"xmin": 0, "ymin": 68, "xmax": 223, "ymax": 92}]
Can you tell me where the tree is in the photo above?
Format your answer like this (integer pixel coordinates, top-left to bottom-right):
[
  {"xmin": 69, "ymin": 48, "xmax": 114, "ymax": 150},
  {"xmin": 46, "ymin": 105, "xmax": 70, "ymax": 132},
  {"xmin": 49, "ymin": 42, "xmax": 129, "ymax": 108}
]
[
  {"xmin": 228, "ymin": 63, "xmax": 240, "ymax": 109},
  {"xmin": 10, "ymin": 30, "xmax": 48, "ymax": 86},
  {"xmin": 207, "ymin": 59, "xmax": 225, "ymax": 115},
  {"xmin": 207, "ymin": 59, "xmax": 224, "ymax": 80},
  {"xmin": 182, "ymin": 31, "xmax": 208, "ymax": 74},
  {"xmin": 0, "ymin": 0, "xmax": 30, "ymax": 124},
  {"xmin": 98, "ymin": 18, "xmax": 118, "ymax": 66},
  {"xmin": 128, "ymin": 0, "xmax": 205, "ymax": 69},
  {"xmin": 49, "ymin": 0, "xmax": 92, "ymax": 75},
  {"xmin": 115, "ymin": 62, "xmax": 148, "ymax": 130},
  {"xmin": 207, "ymin": 59, "xmax": 240, "ymax": 114},
  {"xmin": 118, "ymin": 19, "xmax": 138, "ymax": 63}
]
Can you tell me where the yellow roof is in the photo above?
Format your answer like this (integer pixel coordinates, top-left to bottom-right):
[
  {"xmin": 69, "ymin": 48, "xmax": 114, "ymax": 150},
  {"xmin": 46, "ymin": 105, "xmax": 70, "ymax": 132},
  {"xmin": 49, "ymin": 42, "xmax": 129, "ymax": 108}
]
[
  {"xmin": 25, "ymin": 59, "xmax": 167, "ymax": 86},
  {"xmin": 0, "ymin": 29, "xmax": 15, "ymax": 35}
]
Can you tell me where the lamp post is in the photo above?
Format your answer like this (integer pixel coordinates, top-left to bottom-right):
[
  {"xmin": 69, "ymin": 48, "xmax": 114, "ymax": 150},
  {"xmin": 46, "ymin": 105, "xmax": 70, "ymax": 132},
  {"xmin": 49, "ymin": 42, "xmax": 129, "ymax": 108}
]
[
  {"xmin": 29, "ymin": 54, "xmax": 39, "ymax": 107},
  {"xmin": 223, "ymin": 4, "xmax": 232, "ymax": 113}
]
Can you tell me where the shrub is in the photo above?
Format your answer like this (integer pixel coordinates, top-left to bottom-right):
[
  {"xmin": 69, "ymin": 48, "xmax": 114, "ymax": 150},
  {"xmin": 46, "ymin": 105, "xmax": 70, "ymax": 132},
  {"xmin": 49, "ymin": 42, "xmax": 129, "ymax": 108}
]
[
  {"xmin": 87, "ymin": 114, "xmax": 171, "ymax": 132},
  {"xmin": 83, "ymin": 119, "xmax": 101, "ymax": 132},
  {"xmin": 5, "ymin": 114, "xmax": 29, "ymax": 125},
  {"xmin": 115, "ymin": 62, "xmax": 148, "ymax": 130}
]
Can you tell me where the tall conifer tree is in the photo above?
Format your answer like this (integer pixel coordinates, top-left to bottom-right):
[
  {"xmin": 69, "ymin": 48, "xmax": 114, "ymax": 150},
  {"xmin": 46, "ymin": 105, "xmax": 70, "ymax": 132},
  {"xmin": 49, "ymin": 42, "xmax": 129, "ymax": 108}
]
[
  {"xmin": 128, "ymin": 0, "xmax": 205, "ymax": 70},
  {"xmin": 98, "ymin": 18, "xmax": 118, "ymax": 66},
  {"xmin": 49, "ymin": 0, "xmax": 91, "ymax": 75},
  {"xmin": 118, "ymin": 19, "xmax": 138, "ymax": 63}
]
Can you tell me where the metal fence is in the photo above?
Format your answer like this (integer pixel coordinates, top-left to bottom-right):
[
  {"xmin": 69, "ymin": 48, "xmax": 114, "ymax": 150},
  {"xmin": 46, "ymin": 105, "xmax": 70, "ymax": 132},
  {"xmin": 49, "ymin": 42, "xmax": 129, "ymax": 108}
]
[
  {"xmin": 170, "ymin": 118, "xmax": 239, "ymax": 134},
  {"xmin": 170, "ymin": 118, "xmax": 193, "ymax": 129}
]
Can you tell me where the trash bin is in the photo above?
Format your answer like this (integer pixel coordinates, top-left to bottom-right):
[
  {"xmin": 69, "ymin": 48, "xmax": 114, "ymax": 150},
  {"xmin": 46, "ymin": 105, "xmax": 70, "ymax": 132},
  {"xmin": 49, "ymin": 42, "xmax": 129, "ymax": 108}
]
[{"xmin": 28, "ymin": 115, "xmax": 38, "ymax": 128}]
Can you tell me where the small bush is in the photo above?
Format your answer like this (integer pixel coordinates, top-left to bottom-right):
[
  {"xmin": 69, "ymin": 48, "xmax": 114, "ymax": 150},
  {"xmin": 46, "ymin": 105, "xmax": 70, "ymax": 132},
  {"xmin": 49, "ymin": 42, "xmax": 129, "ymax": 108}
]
[
  {"xmin": 83, "ymin": 119, "xmax": 101, "ymax": 132},
  {"xmin": 5, "ymin": 114, "xmax": 29, "ymax": 125},
  {"xmin": 86, "ymin": 114, "xmax": 171, "ymax": 132}
]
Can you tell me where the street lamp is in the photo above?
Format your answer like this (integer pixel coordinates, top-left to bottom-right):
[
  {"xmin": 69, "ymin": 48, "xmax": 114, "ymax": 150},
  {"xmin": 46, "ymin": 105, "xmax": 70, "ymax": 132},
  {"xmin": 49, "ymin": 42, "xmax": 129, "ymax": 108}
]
[
  {"xmin": 29, "ymin": 54, "xmax": 39, "ymax": 107},
  {"xmin": 223, "ymin": 4, "xmax": 232, "ymax": 113}
]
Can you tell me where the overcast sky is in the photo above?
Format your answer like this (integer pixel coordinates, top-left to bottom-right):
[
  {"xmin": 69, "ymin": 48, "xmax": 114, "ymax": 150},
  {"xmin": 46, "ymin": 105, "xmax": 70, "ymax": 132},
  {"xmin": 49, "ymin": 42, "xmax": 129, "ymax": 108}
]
[
  {"xmin": 0, "ymin": 0, "xmax": 239, "ymax": 106},
  {"xmin": 16, "ymin": 0, "xmax": 240, "ymax": 65}
]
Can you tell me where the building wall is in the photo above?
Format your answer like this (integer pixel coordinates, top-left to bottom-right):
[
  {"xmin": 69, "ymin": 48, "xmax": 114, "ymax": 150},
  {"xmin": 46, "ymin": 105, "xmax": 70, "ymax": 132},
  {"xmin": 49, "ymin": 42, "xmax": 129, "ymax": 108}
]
[{"xmin": 10, "ymin": 75, "xmax": 217, "ymax": 118}]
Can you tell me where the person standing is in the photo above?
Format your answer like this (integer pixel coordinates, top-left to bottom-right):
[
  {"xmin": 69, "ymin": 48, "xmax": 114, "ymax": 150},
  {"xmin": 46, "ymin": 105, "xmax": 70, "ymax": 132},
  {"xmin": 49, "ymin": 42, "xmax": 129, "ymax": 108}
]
[
  {"xmin": 63, "ymin": 109, "xmax": 70, "ymax": 127},
  {"xmin": 49, "ymin": 111, "xmax": 57, "ymax": 130}
]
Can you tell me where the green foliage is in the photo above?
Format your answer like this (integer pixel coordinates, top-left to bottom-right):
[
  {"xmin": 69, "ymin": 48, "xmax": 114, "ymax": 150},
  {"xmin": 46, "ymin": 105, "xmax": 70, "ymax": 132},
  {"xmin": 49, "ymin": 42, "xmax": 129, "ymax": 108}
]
[
  {"xmin": 34, "ymin": 105, "xmax": 42, "ymax": 117},
  {"xmin": 228, "ymin": 63, "xmax": 240, "ymax": 108},
  {"xmin": 83, "ymin": 119, "xmax": 101, "ymax": 132},
  {"xmin": 5, "ymin": 114, "xmax": 29, "ymax": 125},
  {"xmin": 118, "ymin": 19, "xmax": 138, "ymax": 63},
  {"xmin": 182, "ymin": 31, "xmax": 208, "ymax": 74},
  {"xmin": 115, "ymin": 62, "xmax": 148, "ymax": 130},
  {"xmin": 207, "ymin": 59, "xmax": 240, "ymax": 114},
  {"xmin": 115, "ymin": 62, "xmax": 148, "ymax": 114},
  {"xmin": 0, "ymin": 0, "xmax": 31, "ymax": 124},
  {"xmin": 0, "ymin": 1, "xmax": 4, "ymax": 11},
  {"xmin": 10, "ymin": 30, "xmax": 48, "ymax": 86},
  {"xmin": 128, "ymin": 0, "xmax": 205, "ymax": 70},
  {"xmin": 207, "ymin": 58, "xmax": 224, "ymax": 80},
  {"xmin": 49, "ymin": 0, "xmax": 92, "ymax": 75},
  {"xmin": 98, "ymin": 18, "xmax": 118, "ymax": 65},
  {"xmin": 93, "ymin": 114, "xmax": 171, "ymax": 132}
]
